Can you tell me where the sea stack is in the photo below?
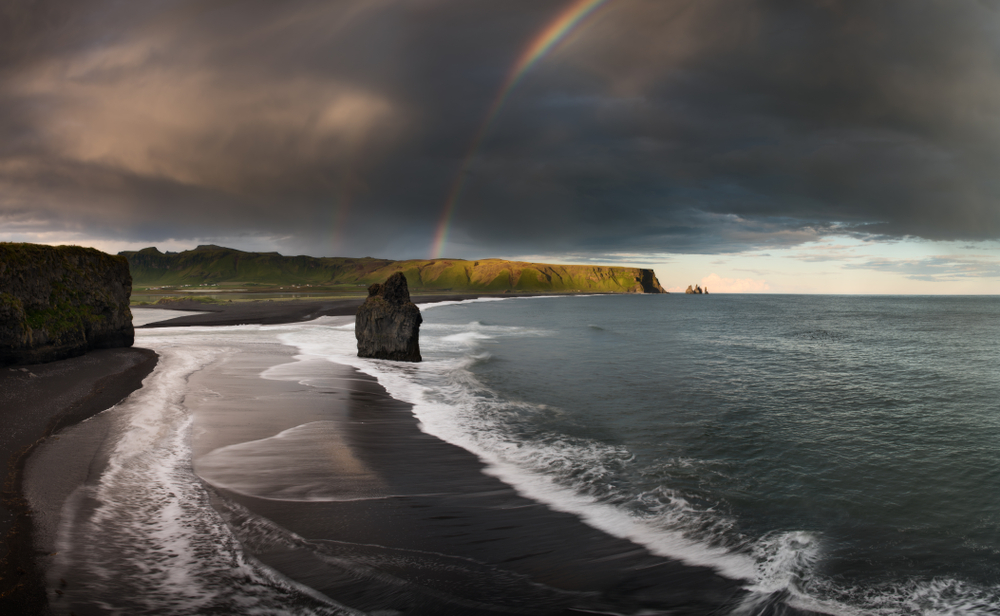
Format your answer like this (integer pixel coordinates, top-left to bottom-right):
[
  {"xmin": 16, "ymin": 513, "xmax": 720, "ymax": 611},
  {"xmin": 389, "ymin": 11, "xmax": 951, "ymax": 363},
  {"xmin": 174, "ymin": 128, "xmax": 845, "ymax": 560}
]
[
  {"xmin": 355, "ymin": 272, "xmax": 422, "ymax": 362},
  {"xmin": 0, "ymin": 243, "xmax": 135, "ymax": 366}
]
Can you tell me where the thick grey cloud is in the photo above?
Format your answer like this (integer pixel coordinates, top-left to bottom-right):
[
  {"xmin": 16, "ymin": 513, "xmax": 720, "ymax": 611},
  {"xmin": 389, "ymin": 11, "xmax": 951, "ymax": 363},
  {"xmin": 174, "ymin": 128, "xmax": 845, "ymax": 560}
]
[{"xmin": 3, "ymin": 0, "xmax": 1000, "ymax": 258}]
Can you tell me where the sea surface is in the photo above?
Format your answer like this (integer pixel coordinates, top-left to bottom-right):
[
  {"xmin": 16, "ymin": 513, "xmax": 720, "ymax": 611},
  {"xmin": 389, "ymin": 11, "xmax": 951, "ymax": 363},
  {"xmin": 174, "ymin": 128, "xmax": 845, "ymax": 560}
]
[{"xmin": 32, "ymin": 295, "xmax": 1000, "ymax": 614}]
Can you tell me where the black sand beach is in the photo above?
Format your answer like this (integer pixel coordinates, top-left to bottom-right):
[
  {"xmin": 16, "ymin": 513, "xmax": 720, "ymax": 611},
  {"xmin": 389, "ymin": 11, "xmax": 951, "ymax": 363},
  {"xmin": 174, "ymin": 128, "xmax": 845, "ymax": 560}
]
[
  {"xmin": 0, "ymin": 348, "xmax": 157, "ymax": 613},
  {"xmin": 8, "ymin": 299, "xmax": 816, "ymax": 614},
  {"xmin": 197, "ymin": 358, "xmax": 753, "ymax": 614},
  {"xmin": 139, "ymin": 294, "xmax": 490, "ymax": 328},
  {"xmin": 104, "ymin": 340, "xmax": 756, "ymax": 615}
]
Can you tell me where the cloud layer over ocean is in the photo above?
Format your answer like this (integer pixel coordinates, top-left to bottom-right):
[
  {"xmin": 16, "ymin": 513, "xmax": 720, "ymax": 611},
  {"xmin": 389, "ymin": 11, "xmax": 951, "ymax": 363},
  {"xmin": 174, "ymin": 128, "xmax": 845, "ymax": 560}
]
[{"xmin": 3, "ymin": 0, "xmax": 1000, "ymax": 259}]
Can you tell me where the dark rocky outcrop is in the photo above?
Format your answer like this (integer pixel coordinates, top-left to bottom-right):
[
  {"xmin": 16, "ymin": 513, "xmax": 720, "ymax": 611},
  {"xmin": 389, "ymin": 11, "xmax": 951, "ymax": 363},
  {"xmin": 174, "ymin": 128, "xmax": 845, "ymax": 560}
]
[
  {"xmin": 631, "ymin": 270, "xmax": 668, "ymax": 293},
  {"xmin": 685, "ymin": 284, "xmax": 705, "ymax": 294},
  {"xmin": 355, "ymin": 272, "xmax": 422, "ymax": 362},
  {"xmin": 0, "ymin": 243, "xmax": 134, "ymax": 366}
]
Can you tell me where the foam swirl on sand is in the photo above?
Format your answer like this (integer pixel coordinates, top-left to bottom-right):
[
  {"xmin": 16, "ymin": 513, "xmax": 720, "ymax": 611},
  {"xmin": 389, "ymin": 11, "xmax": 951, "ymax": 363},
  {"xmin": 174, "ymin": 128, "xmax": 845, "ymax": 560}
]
[
  {"xmin": 196, "ymin": 421, "xmax": 386, "ymax": 502},
  {"xmin": 49, "ymin": 326, "xmax": 358, "ymax": 615}
]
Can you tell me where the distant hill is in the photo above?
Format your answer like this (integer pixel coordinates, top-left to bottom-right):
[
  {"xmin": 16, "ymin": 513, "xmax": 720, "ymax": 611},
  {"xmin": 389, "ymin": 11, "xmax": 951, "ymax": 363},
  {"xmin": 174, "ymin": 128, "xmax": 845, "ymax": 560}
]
[{"xmin": 120, "ymin": 245, "xmax": 666, "ymax": 294}]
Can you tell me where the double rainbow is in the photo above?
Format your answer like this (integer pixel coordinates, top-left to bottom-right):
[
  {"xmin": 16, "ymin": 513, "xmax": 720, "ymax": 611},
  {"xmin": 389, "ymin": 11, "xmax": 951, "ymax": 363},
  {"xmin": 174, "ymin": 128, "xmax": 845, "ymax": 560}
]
[{"xmin": 430, "ymin": 0, "xmax": 611, "ymax": 258}]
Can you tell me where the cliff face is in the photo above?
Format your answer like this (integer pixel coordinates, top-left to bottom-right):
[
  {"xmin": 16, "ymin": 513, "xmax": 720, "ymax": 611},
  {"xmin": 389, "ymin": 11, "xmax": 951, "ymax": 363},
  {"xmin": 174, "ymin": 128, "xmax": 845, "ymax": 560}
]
[
  {"xmin": 356, "ymin": 273, "xmax": 422, "ymax": 362},
  {"xmin": 0, "ymin": 244, "xmax": 134, "ymax": 366},
  {"xmin": 634, "ymin": 269, "xmax": 667, "ymax": 293}
]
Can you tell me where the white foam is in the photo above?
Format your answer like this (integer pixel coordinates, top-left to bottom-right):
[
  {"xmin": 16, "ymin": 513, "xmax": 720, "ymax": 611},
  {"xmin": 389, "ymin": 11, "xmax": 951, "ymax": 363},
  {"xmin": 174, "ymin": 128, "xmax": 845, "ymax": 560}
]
[
  {"xmin": 271, "ymin": 313, "xmax": 1000, "ymax": 616},
  {"xmin": 476, "ymin": 446, "xmax": 758, "ymax": 580},
  {"xmin": 786, "ymin": 575, "xmax": 1000, "ymax": 616},
  {"xmin": 92, "ymin": 314, "xmax": 997, "ymax": 616},
  {"xmin": 416, "ymin": 293, "xmax": 605, "ymax": 312},
  {"xmin": 418, "ymin": 297, "xmax": 510, "ymax": 310},
  {"xmin": 50, "ymin": 324, "xmax": 359, "ymax": 614},
  {"xmin": 749, "ymin": 530, "xmax": 822, "ymax": 595},
  {"xmin": 273, "ymin": 320, "xmax": 758, "ymax": 580}
]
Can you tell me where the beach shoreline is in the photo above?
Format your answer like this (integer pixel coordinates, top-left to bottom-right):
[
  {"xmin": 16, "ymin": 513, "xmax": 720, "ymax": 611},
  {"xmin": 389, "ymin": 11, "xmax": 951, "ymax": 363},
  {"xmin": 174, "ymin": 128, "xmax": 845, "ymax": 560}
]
[
  {"xmin": 8, "ymin": 296, "xmax": 820, "ymax": 614},
  {"xmin": 199, "ymin": 355, "xmax": 755, "ymax": 614},
  {"xmin": 0, "ymin": 347, "xmax": 157, "ymax": 613},
  {"xmin": 137, "ymin": 293, "xmax": 502, "ymax": 328},
  {"xmin": 1, "ymin": 295, "xmax": 464, "ymax": 612}
]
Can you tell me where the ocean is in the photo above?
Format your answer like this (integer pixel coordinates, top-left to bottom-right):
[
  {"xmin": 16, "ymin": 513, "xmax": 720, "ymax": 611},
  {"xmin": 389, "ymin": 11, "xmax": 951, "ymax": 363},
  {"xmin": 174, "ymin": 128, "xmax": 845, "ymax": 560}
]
[{"xmin": 28, "ymin": 295, "xmax": 1000, "ymax": 614}]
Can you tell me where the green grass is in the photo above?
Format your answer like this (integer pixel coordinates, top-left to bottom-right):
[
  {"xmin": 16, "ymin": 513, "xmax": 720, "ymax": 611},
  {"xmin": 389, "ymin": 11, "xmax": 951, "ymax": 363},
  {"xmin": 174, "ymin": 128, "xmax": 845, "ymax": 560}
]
[
  {"xmin": 121, "ymin": 245, "xmax": 665, "ymax": 294},
  {"xmin": 0, "ymin": 243, "xmax": 129, "ymax": 344}
]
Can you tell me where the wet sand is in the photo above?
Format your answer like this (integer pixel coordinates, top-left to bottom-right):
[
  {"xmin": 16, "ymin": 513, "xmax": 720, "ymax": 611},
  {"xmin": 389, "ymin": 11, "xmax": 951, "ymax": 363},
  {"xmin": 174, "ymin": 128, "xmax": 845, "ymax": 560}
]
[
  {"xmin": 139, "ymin": 294, "xmax": 492, "ymax": 328},
  {"xmin": 0, "ymin": 348, "xmax": 157, "ymax": 613},
  {"xmin": 174, "ymin": 340, "xmax": 795, "ymax": 614},
  {"xmin": 194, "ymin": 356, "xmax": 754, "ymax": 614},
  {"xmin": 12, "ymin": 301, "xmax": 818, "ymax": 614}
]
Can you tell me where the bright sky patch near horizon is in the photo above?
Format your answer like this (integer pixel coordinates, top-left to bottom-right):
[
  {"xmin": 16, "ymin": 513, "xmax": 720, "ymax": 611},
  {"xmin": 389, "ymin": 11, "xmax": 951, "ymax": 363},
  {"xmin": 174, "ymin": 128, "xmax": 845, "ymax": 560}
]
[{"xmin": 4, "ymin": 1, "xmax": 1000, "ymax": 293}]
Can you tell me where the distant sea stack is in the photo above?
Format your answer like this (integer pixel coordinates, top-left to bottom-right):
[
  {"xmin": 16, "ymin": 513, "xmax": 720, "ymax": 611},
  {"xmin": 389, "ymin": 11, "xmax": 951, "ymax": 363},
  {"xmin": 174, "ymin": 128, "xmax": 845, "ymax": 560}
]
[
  {"xmin": 356, "ymin": 272, "xmax": 422, "ymax": 362},
  {"xmin": 0, "ymin": 243, "xmax": 134, "ymax": 366},
  {"xmin": 685, "ymin": 285, "xmax": 707, "ymax": 294}
]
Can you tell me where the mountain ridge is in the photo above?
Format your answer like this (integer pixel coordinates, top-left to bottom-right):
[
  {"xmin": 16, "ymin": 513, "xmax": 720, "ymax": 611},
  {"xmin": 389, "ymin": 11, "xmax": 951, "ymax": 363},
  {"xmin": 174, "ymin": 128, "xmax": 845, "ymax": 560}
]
[{"xmin": 120, "ymin": 245, "xmax": 666, "ymax": 294}]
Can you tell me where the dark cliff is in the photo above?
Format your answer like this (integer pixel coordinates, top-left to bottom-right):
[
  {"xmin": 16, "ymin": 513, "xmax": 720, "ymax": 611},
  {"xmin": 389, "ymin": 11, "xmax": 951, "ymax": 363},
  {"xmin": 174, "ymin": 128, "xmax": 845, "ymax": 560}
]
[
  {"xmin": 635, "ymin": 270, "xmax": 667, "ymax": 293},
  {"xmin": 0, "ymin": 243, "xmax": 134, "ymax": 366},
  {"xmin": 356, "ymin": 273, "xmax": 422, "ymax": 362}
]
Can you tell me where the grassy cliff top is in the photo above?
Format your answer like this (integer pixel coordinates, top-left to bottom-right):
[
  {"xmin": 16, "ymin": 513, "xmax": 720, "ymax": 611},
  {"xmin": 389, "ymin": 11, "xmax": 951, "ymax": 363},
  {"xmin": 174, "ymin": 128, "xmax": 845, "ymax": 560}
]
[
  {"xmin": 121, "ymin": 245, "xmax": 665, "ymax": 294},
  {"xmin": 1, "ymin": 242, "xmax": 128, "ymax": 270}
]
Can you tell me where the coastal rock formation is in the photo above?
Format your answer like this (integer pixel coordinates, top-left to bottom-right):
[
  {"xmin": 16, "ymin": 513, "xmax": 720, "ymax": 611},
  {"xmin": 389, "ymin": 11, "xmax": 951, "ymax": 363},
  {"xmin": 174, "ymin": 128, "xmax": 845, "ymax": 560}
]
[
  {"xmin": 355, "ymin": 272, "xmax": 422, "ymax": 362},
  {"xmin": 631, "ymin": 269, "xmax": 667, "ymax": 293},
  {"xmin": 0, "ymin": 243, "xmax": 134, "ymax": 366},
  {"xmin": 685, "ymin": 285, "xmax": 706, "ymax": 294}
]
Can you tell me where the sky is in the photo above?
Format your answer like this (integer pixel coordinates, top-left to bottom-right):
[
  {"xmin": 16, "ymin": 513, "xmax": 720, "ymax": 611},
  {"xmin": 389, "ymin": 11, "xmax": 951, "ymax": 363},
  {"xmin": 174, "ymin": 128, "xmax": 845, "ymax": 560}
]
[{"xmin": 4, "ymin": 0, "xmax": 1000, "ymax": 293}]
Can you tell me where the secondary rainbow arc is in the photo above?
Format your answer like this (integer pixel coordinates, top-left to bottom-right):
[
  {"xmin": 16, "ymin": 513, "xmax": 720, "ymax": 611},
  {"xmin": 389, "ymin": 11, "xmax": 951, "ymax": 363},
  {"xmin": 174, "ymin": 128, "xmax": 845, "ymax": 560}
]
[{"xmin": 430, "ymin": 0, "xmax": 611, "ymax": 259}]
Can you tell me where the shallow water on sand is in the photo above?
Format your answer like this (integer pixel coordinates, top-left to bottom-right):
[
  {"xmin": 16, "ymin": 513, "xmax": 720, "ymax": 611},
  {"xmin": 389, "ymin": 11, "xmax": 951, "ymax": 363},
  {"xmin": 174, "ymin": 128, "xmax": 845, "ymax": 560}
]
[
  {"xmin": 28, "ymin": 324, "xmax": 359, "ymax": 615},
  {"xmin": 30, "ymin": 317, "xmax": 746, "ymax": 614}
]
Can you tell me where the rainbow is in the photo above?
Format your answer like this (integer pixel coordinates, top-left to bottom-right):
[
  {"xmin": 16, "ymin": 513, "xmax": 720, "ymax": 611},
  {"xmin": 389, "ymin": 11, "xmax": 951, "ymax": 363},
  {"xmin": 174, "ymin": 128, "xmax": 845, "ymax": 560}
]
[{"xmin": 430, "ymin": 0, "xmax": 611, "ymax": 258}]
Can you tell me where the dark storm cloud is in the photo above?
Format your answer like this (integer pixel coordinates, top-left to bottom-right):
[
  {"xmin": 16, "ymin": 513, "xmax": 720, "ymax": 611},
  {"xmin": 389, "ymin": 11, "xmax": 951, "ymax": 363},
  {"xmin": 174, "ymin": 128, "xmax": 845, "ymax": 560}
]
[{"xmin": 3, "ymin": 0, "xmax": 1000, "ymax": 258}]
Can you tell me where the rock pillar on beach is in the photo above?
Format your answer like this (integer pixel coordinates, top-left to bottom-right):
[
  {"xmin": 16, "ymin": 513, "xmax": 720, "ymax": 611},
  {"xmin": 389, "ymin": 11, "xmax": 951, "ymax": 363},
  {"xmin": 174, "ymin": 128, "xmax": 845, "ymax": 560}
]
[{"xmin": 355, "ymin": 272, "xmax": 422, "ymax": 362}]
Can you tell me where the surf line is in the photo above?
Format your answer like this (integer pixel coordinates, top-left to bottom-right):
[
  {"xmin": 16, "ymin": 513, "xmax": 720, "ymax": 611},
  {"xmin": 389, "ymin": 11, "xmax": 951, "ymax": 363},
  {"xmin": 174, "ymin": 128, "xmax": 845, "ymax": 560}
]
[{"xmin": 430, "ymin": 0, "xmax": 612, "ymax": 259}]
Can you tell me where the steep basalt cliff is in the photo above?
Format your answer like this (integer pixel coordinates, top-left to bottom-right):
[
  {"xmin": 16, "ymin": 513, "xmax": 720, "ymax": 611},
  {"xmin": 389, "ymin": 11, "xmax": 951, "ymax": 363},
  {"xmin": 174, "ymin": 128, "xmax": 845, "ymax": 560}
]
[
  {"xmin": 355, "ymin": 273, "xmax": 422, "ymax": 362},
  {"xmin": 0, "ymin": 243, "xmax": 134, "ymax": 366},
  {"xmin": 633, "ymin": 269, "xmax": 667, "ymax": 293}
]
